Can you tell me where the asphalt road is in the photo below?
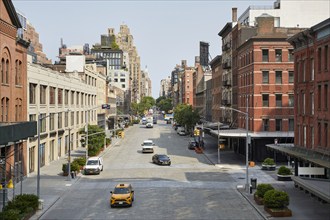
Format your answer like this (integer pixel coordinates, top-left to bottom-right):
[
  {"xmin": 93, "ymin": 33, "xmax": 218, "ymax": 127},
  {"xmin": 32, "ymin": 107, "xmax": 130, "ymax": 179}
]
[{"xmin": 40, "ymin": 120, "xmax": 264, "ymax": 220}]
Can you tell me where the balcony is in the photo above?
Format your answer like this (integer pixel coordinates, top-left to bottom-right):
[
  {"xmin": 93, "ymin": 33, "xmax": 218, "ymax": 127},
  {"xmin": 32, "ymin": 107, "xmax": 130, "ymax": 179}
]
[
  {"xmin": 222, "ymin": 80, "xmax": 231, "ymax": 87},
  {"xmin": 222, "ymin": 42, "xmax": 231, "ymax": 52},
  {"xmin": 222, "ymin": 61, "xmax": 231, "ymax": 69},
  {"xmin": 222, "ymin": 99, "xmax": 231, "ymax": 106}
]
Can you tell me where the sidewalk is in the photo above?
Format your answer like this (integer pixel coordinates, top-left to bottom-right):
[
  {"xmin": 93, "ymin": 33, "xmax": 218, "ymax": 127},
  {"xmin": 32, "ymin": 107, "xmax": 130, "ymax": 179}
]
[
  {"xmin": 201, "ymin": 135, "xmax": 330, "ymax": 220},
  {"xmin": 2, "ymin": 135, "xmax": 123, "ymax": 219}
]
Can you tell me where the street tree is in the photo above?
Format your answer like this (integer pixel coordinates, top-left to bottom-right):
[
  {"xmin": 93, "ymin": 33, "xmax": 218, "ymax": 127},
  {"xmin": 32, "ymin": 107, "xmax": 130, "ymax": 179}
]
[
  {"xmin": 79, "ymin": 125, "xmax": 105, "ymax": 156},
  {"xmin": 174, "ymin": 104, "xmax": 200, "ymax": 132},
  {"xmin": 131, "ymin": 96, "xmax": 155, "ymax": 116},
  {"xmin": 157, "ymin": 98, "xmax": 173, "ymax": 113}
]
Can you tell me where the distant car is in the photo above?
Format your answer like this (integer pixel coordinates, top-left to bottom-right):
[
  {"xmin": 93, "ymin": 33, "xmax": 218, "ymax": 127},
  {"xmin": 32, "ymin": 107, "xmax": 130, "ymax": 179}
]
[
  {"xmin": 142, "ymin": 117, "xmax": 147, "ymax": 125},
  {"xmin": 146, "ymin": 122, "xmax": 153, "ymax": 128},
  {"xmin": 152, "ymin": 154, "xmax": 171, "ymax": 166},
  {"xmin": 178, "ymin": 129, "xmax": 188, "ymax": 136},
  {"xmin": 188, "ymin": 139, "xmax": 198, "ymax": 150},
  {"xmin": 84, "ymin": 156, "xmax": 103, "ymax": 175},
  {"xmin": 110, "ymin": 183, "xmax": 134, "ymax": 207},
  {"xmin": 141, "ymin": 140, "xmax": 155, "ymax": 153}
]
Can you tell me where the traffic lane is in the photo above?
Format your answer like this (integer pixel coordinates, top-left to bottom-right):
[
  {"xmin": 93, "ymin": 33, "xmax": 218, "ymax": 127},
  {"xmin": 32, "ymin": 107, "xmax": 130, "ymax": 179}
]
[{"xmin": 40, "ymin": 181, "xmax": 264, "ymax": 220}]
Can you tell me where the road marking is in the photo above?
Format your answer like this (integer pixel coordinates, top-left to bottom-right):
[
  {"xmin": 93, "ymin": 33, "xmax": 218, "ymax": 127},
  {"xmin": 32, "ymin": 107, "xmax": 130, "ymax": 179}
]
[{"xmin": 65, "ymin": 184, "xmax": 72, "ymax": 186}]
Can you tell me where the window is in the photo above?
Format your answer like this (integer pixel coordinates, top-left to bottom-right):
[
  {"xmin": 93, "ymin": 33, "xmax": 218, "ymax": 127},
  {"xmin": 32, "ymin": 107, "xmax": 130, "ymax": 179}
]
[
  {"xmin": 58, "ymin": 112, "xmax": 62, "ymax": 129},
  {"xmin": 1, "ymin": 58, "xmax": 5, "ymax": 83},
  {"xmin": 311, "ymin": 126, "xmax": 314, "ymax": 148},
  {"xmin": 318, "ymin": 122, "xmax": 321, "ymax": 146},
  {"xmin": 275, "ymin": 119, "xmax": 282, "ymax": 131},
  {"xmin": 303, "ymin": 126, "xmax": 307, "ymax": 147},
  {"xmin": 71, "ymin": 91, "xmax": 75, "ymax": 105},
  {"xmin": 29, "ymin": 83, "xmax": 37, "ymax": 104},
  {"xmin": 262, "ymin": 119, "xmax": 269, "ymax": 131},
  {"xmin": 325, "ymin": 123, "xmax": 328, "ymax": 148},
  {"xmin": 262, "ymin": 49, "xmax": 269, "ymax": 62},
  {"xmin": 49, "ymin": 87, "xmax": 56, "ymax": 105},
  {"xmin": 65, "ymin": 90, "xmax": 69, "ymax": 105},
  {"xmin": 289, "ymin": 119, "xmax": 294, "ymax": 131},
  {"xmin": 122, "ymin": 84, "xmax": 125, "ymax": 88},
  {"xmin": 318, "ymin": 85, "xmax": 321, "ymax": 109},
  {"xmin": 275, "ymin": 71, "xmax": 282, "ymax": 84},
  {"xmin": 289, "ymin": 71, "xmax": 294, "ymax": 83},
  {"xmin": 29, "ymin": 114, "xmax": 36, "ymax": 121},
  {"xmin": 288, "ymin": 49, "xmax": 294, "ymax": 62},
  {"xmin": 289, "ymin": 94, "xmax": 294, "ymax": 107},
  {"xmin": 120, "ymin": 79, "xmax": 125, "ymax": 82},
  {"xmin": 325, "ymin": 45, "xmax": 328, "ymax": 71},
  {"xmin": 311, "ymin": 59, "xmax": 314, "ymax": 80},
  {"xmin": 1, "ymin": 97, "xmax": 9, "ymax": 122},
  {"xmin": 65, "ymin": 112, "xmax": 68, "ymax": 127},
  {"xmin": 15, "ymin": 60, "xmax": 22, "ymax": 85},
  {"xmin": 15, "ymin": 98, "xmax": 22, "ymax": 121},
  {"xmin": 71, "ymin": 112, "xmax": 74, "ymax": 126},
  {"xmin": 29, "ymin": 146, "xmax": 35, "ymax": 173},
  {"xmin": 40, "ymin": 113, "xmax": 46, "ymax": 133},
  {"xmin": 50, "ymin": 140, "xmax": 55, "ymax": 162},
  {"xmin": 303, "ymin": 60, "xmax": 306, "ymax": 82},
  {"xmin": 40, "ymin": 85, "xmax": 47, "ymax": 104},
  {"xmin": 275, "ymin": 49, "xmax": 282, "ymax": 62},
  {"xmin": 49, "ymin": 113, "xmax": 55, "ymax": 131},
  {"xmin": 325, "ymin": 84, "xmax": 328, "ymax": 110},
  {"xmin": 311, "ymin": 93, "xmax": 314, "ymax": 115},
  {"xmin": 262, "ymin": 94, "xmax": 269, "ymax": 107},
  {"xmin": 76, "ymin": 112, "xmax": 79, "ymax": 125},
  {"xmin": 303, "ymin": 93, "xmax": 306, "ymax": 115},
  {"xmin": 76, "ymin": 92, "xmax": 79, "ymax": 105},
  {"xmin": 58, "ymin": 137, "xmax": 62, "ymax": 157},
  {"xmin": 262, "ymin": 71, "xmax": 269, "ymax": 84},
  {"xmin": 4, "ymin": 60, "xmax": 9, "ymax": 84},
  {"xmin": 58, "ymin": 88, "xmax": 63, "ymax": 105},
  {"xmin": 276, "ymin": 94, "xmax": 282, "ymax": 107},
  {"xmin": 317, "ymin": 48, "xmax": 322, "ymax": 72},
  {"xmin": 40, "ymin": 143, "xmax": 45, "ymax": 167}
]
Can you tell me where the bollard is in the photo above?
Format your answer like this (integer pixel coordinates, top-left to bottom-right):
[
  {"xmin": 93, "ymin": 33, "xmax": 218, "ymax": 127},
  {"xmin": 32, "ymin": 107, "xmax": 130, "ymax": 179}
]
[
  {"xmin": 38, "ymin": 199, "xmax": 44, "ymax": 210},
  {"xmin": 249, "ymin": 185, "xmax": 253, "ymax": 194},
  {"xmin": 71, "ymin": 171, "xmax": 75, "ymax": 179}
]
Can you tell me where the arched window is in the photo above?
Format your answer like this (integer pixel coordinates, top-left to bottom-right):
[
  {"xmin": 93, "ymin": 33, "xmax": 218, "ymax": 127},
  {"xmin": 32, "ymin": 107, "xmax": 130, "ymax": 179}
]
[
  {"xmin": 1, "ymin": 97, "xmax": 9, "ymax": 122},
  {"xmin": 5, "ymin": 59, "xmax": 9, "ymax": 84},
  {"xmin": 1, "ymin": 58, "xmax": 4, "ymax": 83},
  {"xmin": 15, "ymin": 98, "xmax": 22, "ymax": 121}
]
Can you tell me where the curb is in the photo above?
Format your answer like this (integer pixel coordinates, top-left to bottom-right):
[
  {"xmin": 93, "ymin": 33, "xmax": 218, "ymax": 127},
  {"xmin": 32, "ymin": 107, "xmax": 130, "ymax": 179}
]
[{"xmin": 237, "ymin": 188, "xmax": 269, "ymax": 220}]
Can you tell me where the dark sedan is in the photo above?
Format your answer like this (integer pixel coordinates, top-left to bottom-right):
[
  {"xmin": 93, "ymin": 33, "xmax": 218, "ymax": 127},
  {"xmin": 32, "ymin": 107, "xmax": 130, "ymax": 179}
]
[
  {"xmin": 152, "ymin": 154, "xmax": 171, "ymax": 166},
  {"xmin": 188, "ymin": 139, "xmax": 198, "ymax": 150}
]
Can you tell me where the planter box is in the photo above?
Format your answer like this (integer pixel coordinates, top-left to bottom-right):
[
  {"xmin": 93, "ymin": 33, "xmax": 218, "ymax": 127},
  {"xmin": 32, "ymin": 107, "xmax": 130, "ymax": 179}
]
[
  {"xmin": 254, "ymin": 194, "xmax": 264, "ymax": 205},
  {"xmin": 261, "ymin": 164, "xmax": 276, "ymax": 171},
  {"xmin": 264, "ymin": 206, "xmax": 292, "ymax": 217},
  {"xmin": 277, "ymin": 174, "xmax": 292, "ymax": 181}
]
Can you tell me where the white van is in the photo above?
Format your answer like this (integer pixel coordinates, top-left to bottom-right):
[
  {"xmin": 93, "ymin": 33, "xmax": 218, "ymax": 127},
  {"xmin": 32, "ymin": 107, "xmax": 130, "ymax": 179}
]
[{"xmin": 84, "ymin": 156, "xmax": 103, "ymax": 175}]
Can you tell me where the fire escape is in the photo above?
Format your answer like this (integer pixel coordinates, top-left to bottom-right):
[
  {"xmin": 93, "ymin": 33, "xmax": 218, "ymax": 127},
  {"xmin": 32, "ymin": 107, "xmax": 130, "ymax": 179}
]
[{"xmin": 221, "ymin": 41, "xmax": 233, "ymax": 125}]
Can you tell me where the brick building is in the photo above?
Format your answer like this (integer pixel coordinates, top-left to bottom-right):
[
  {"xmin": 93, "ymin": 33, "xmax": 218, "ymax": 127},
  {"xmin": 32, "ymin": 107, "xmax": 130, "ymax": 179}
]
[{"xmin": 0, "ymin": 0, "xmax": 36, "ymax": 184}]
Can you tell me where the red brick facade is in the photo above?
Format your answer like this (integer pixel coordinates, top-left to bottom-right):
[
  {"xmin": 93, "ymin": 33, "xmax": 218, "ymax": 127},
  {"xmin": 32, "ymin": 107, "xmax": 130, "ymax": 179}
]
[
  {"xmin": 0, "ymin": 0, "xmax": 29, "ymax": 177},
  {"xmin": 289, "ymin": 18, "xmax": 330, "ymax": 151}
]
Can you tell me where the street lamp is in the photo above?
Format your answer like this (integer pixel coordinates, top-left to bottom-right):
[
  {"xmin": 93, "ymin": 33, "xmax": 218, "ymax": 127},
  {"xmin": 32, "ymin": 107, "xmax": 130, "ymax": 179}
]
[{"xmin": 220, "ymin": 102, "xmax": 249, "ymax": 192}]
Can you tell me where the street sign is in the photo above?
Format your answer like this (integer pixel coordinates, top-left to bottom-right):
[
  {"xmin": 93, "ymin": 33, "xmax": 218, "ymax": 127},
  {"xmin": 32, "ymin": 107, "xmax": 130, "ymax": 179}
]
[{"xmin": 102, "ymin": 104, "xmax": 110, "ymax": 109}]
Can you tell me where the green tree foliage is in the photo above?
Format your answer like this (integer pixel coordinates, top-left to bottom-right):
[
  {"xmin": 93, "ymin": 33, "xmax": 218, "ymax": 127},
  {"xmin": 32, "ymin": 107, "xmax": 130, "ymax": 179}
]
[
  {"xmin": 111, "ymin": 40, "xmax": 120, "ymax": 50},
  {"xmin": 174, "ymin": 104, "xmax": 200, "ymax": 131},
  {"xmin": 79, "ymin": 125, "xmax": 105, "ymax": 156},
  {"xmin": 264, "ymin": 189, "xmax": 289, "ymax": 208},
  {"xmin": 131, "ymin": 96, "xmax": 155, "ymax": 116},
  {"xmin": 277, "ymin": 166, "xmax": 292, "ymax": 175},
  {"xmin": 157, "ymin": 98, "xmax": 173, "ymax": 113}
]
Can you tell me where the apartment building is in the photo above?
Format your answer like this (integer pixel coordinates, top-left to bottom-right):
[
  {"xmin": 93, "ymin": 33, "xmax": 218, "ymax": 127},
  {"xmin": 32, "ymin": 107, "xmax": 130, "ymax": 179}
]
[
  {"xmin": 284, "ymin": 18, "xmax": 330, "ymax": 177},
  {"xmin": 27, "ymin": 58, "xmax": 99, "ymax": 174},
  {"xmin": 181, "ymin": 65, "xmax": 194, "ymax": 106},
  {"xmin": 159, "ymin": 76, "xmax": 171, "ymax": 98},
  {"xmin": 0, "ymin": 0, "xmax": 36, "ymax": 181},
  {"xmin": 239, "ymin": 0, "xmax": 329, "ymax": 28},
  {"xmin": 141, "ymin": 67, "xmax": 152, "ymax": 98},
  {"xmin": 210, "ymin": 55, "xmax": 222, "ymax": 122}
]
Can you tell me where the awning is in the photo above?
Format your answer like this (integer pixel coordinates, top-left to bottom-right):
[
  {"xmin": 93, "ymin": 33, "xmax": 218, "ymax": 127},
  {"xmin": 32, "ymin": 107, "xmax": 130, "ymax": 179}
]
[
  {"xmin": 208, "ymin": 128, "xmax": 294, "ymax": 138},
  {"xmin": 266, "ymin": 144, "xmax": 330, "ymax": 169},
  {"xmin": 0, "ymin": 121, "xmax": 37, "ymax": 146}
]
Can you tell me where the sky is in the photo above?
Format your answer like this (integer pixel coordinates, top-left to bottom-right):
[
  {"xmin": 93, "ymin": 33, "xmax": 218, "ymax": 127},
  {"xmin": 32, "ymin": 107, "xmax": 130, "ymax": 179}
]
[{"xmin": 13, "ymin": 0, "xmax": 274, "ymax": 98}]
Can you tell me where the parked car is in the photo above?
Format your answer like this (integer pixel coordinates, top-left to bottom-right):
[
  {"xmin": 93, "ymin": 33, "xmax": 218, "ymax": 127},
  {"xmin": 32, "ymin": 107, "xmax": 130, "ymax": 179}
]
[
  {"xmin": 152, "ymin": 154, "xmax": 171, "ymax": 166},
  {"xmin": 84, "ymin": 156, "xmax": 103, "ymax": 175},
  {"xmin": 141, "ymin": 117, "xmax": 147, "ymax": 125},
  {"xmin": 178, "ymin": 129, "xmax": 188, "ymax": 136},
  {"xmin": 188, "ymin": 139, "xmax": 198, "ymax": 150},
  {"xmin": 146, "ymin": 122, "xmax": 153, "ymax": 128},
  {"xmin": 110, "ymin": 183, "xmax": 134, "ymax": 207},
  {"xmin": 141, "ymin": 140, "xmax": 155, "ymax": 153}
]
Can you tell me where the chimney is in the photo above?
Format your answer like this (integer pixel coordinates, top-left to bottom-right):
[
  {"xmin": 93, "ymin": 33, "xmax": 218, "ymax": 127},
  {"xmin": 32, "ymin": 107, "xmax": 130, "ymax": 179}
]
[{"xmin": 232, "ymin": 8, "xmax": 237, "ymax": 22}]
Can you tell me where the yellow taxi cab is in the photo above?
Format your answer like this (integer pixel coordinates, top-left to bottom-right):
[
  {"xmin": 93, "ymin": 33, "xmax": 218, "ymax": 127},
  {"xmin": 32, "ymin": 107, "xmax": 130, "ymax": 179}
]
[{"xmin": 110, "ymin": 183, "xmax": 134, "ymax": 207}]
